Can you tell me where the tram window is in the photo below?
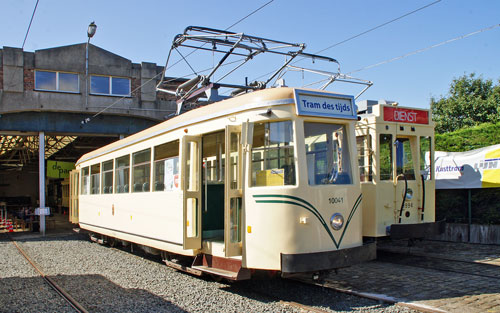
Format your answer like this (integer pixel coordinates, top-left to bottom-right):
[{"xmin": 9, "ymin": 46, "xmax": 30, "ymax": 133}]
[
  {"xmin": 395, "ymin": 138, "xmax": 415, "ymax": 180},
  {"xmin": 356, "ymin": 135, "xmax": 373, "ymax": 182},
  {"xmin": 305, "ymin": 123, "xmax": 352, "ymax": 185},
  {"xmin": 102, "ymin": 160, "xmax": 113, "ymax": 194},
  {"xmin": 81, "ymin": 166, "xmax": 90, "ymax": 195},
  {"xmin": 90, "ymin": 164, "xmax": 100, "ymax": 194},
  {"xmin": 420, "ymin": 136, "xmax": 432, "ymax": 180},
  {"xmin": 379, "ymin": 134, "xmax": 393, "ymax": 180},
  {"xmin": 153, "ymin": 140, "xmax": 179, "ymax": 191},
  {"xmin": 132, "ymin": 149, "xmax": 151, "ymax": 192},
  {"xmin": 251, "ymin": 121, "xmax": 295, "ymax": 186},
  {"xmin": 115, "ymin": 155, "xmax": 130, "ymax": 193}
]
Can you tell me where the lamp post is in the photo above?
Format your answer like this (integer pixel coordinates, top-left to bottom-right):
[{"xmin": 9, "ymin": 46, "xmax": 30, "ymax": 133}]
[{"xmin": 85, "ymin": 21, "xmax": 97, "ymax": 109}]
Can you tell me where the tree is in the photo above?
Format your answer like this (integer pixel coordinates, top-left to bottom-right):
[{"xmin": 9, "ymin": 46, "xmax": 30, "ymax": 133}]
[{"xmin": 431, "ymin": 73, "xmax": 500, "ymax": 133}]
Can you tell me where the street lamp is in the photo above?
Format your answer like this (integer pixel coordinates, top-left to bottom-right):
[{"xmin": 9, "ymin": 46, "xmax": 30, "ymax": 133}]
[{"xmin": 85, "ymin": 21, "xmax": 97, "ymax": 109}]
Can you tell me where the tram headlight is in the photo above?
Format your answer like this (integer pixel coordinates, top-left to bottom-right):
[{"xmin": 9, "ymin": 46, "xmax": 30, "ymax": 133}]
[
  {"xmin": 406, "ymin": 188, "xmax": 413, "ymax": 200},
  {"xmin": 330, "ymin": 213, "xmax": 344, "ymax": 231}
]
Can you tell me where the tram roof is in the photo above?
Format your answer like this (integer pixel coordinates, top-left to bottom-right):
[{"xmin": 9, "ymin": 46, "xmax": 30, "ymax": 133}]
[{"xmin": 77, "ymin": 87, "xmax": 303, "ymax": 165}]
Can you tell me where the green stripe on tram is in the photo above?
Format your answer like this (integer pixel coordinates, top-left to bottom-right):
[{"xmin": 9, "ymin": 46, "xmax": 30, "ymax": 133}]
[{"xmin": 253, "ymin": 193, "xmax": 362, "ymax": 249}]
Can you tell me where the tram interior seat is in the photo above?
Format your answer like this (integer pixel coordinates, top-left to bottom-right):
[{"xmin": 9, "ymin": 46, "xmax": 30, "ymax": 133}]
[
  {"xmin": 155, "ymin": 182, "xmax": 165, "ymax": 191},
  {"xmin": 134, "ymin": 184, "xmax": 142, "ymax": 192},
  {"xmin": 143, "ymin": 182, "xmax": 149, "ymax": 192},
  {"xmin": 123, "ymin": 184, "xmax": 129, "ymax": 192}
]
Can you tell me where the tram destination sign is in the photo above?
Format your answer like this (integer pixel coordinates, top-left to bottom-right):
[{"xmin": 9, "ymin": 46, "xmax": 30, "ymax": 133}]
[
  {"xmin": 294, "ymin": 90, "xmax": 356, "ymax": 119},
  {"xmin": 383, "ymin": 106, "xmax": 429, "ymax": 124}
]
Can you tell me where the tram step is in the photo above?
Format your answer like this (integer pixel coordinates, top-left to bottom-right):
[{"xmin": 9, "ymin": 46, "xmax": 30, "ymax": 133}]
[{"xmin": 192, "ymin": 254, "xmax": 251, "ymax": 280}]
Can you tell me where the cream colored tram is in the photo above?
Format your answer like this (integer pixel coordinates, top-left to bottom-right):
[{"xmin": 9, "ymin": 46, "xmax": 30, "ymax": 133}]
[
  {"xmin": 355, "ymin": 100, "xmax": 444, "ymax": 239},
  {"xmin": 73, "ymin": 88, "xmax": 375, "ymax": 280}
]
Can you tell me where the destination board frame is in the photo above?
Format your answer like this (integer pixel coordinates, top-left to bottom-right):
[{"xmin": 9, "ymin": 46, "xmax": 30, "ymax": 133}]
[{"xmin": 293, "ymin": 89, "xmax": 357, "ymax": 120}]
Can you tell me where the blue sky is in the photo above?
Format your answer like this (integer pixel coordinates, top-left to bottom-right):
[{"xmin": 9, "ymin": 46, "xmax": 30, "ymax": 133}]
[{"xmin": 2, "ymin": 0, "xmax": 499, "ymax": 108}]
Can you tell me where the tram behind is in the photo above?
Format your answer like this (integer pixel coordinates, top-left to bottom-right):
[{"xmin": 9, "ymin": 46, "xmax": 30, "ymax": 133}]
[
  {"xmin": 355, "ymin": 100, "xmax": 444, "ymax": 240},
  {"xmin": 71, "ymin": 88, "xmax": 375, "ymax": 279}
]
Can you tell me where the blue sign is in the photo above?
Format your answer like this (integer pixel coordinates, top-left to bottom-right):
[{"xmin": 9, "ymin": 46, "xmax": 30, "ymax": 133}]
[{"xmin": 294, "ymin": 90, "xmax": 356, "ymax": 119}]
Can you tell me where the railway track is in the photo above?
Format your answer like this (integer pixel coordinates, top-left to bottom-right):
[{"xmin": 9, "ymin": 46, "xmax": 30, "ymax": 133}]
[
  {"xmin": 377, "ymin": 250, "xmax": 500, "ymax": 280},
  {"xmin": 8, "ymin": 235, "xmax": 89, "ymax": 313}
]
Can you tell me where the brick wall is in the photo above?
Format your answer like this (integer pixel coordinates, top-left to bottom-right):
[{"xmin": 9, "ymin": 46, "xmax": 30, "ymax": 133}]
[
  {"xmin": 0, "ymin": 65, "xmax": 3, "ymax": 90},
  {"xmin": 24, "ymin": 68, "xmax": 34, "ymax": 91}
]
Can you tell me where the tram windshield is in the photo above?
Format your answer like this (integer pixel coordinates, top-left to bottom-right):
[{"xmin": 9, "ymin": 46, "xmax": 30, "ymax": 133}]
[
  {"xmin": 251, "ymin": 121, "xmax": 295, "ymax": 186},
  {"xmin": 304, "ymin": 122, "xmax": 352, "ymax": 185}
]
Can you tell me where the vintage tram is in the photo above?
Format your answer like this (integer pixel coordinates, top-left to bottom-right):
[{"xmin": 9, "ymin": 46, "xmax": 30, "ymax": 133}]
[
  {"xmin": 68, "ymin": 26, "xmax": 378, "ymax": 280},
  {"xmin": 355, "ymin": 100, "xmax": 444, "ymax": 239}
]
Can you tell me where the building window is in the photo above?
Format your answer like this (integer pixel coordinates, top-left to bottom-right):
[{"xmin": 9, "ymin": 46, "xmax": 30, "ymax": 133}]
[
  {"xmin": 115, "ymin": 155, "xmax": 130, "ymax": 193},
  {"xmin": 90, "ymin": 75, "xmax": 130, "ymax": 96},
  {"xmin": 35, "ymin": 70, "xmax": 79, "ymax": 93},
  {"xmin": 102, "ymin": 160, "xmax": 113, "ymax": 194},
  {"xmin": 133, "ymin": 149, "xmax": 151, "ymax": 192}
]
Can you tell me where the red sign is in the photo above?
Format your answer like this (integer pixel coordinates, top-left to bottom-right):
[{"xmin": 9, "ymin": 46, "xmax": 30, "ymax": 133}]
[{"xmin": 383, "ymin": 106, "xmax": 429, "ymax": 124}]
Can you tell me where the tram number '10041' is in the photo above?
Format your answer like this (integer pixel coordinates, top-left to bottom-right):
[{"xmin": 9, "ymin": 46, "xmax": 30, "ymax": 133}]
[{"xmin": 329, "ymin": 197, "xmax": 344, "ymax": 204}]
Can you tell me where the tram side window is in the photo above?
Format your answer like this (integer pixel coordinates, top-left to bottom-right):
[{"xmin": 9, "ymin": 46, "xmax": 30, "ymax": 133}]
[
  {"xmin": 251, "ymin": 121, "xmax": 295, "ymax": 186},
  {"xmin": 90, "ymin": 164, "xmax": 100, "ymax": 194},
  {"xmin": 356, "ymin": 135, "xmax": 373, "ymax": 182},
  {"xmin": 420, "ymin": 136, "xmax": 432, "ymax": 180},
  {"xmin": 305, "ymin": 122, "xmax": 352, "ymax": 185},
  {"xmin": 153, "ymin": 140, "xmax": 179, "ymax": 191},
  {"xmin": 102, "ymin": 160, "xmax": 113, "ymax": 194},
  {"xmin": 81, "ymin": 166, "xmax": 90, "ymax": 195},
  {"xmin": 379, "ymin": 134, "xmax": 393, "ymax": 180},
  {"xmin": 115, "ymin": 155, "xmax": 130, "ymax": 193},
  {"xmin": 133, "ymin": 149, "xmax": 151, "ymax": 192},
  {"xmin": 395, "ymin": 138, "xmax": 415, "ymax": 180}
]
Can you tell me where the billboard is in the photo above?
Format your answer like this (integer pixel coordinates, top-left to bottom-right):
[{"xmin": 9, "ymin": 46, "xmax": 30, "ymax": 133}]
[
  {"xmin": 47, "ymin": 161, "xmax": 75, "ymax": 179},
  {"xmin": 434, "ymin": 144, "xmax": 500, "ymax": 189}
]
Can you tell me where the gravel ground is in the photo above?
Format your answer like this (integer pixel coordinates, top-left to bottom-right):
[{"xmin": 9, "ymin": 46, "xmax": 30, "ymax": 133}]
[{"xmin": 1, "ymin": 232, "xmax": 417, "ymax": 313}]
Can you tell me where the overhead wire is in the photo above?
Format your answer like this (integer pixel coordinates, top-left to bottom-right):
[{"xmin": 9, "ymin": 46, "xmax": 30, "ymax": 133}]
[
  {"xmin": 348, "ymin": 23, "xmax": 500, "ymax": 75},
  {"xmin": 22, "ymin": 0, "xmax": 40, "ymax": 49},
  {"xmin": 250, "ymin": 0, "xmax": 442, "ymax": 82},
  {"xmin": 83, "ymin": 0, "xmax": 275, "ymax": 123}
]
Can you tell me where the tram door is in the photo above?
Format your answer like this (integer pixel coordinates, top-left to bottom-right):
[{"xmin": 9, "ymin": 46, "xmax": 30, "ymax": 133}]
[
  {"xmin": 379, "ymin": 132, "xmax": 420, "ymax": 225},
  {"xmin": 69, "ymin": 170, "xmax": 79, "ymax": 224},
  {"xmin": 225, "ymin": 125, "xmax": 243, "ymax": 257},
  {"xmin": 182, "ymin": 136, "xmax": 202, "ymax": 250}
]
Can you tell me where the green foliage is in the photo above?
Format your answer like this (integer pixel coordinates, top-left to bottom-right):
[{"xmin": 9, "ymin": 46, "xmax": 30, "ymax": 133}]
[
  {"xmin": 435, "ymin": 122, "xmax": 500, "ymax": 152},
  {"xmin": 431, "ymin": 73, "xmax": 500, "ymax": 133}
]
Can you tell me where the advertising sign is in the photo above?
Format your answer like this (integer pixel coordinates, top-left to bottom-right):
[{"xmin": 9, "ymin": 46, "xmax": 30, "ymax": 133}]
[
  {"xmin": 383, "ymin": 106, "xmax": 429, "ymax": 124},
  {"xmin": 294, "ymin": 90, "xmax": 356, "ymax": 119},
  {"xmin": 47, "ymin": 161, "xmax": 75, "ymax": 179},
  {"xmin": 434, "ymin": 144, "xmax": 500, "ymax": 189}
]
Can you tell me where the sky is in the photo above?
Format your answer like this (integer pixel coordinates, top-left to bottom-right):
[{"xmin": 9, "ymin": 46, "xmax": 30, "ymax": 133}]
[{"xmin": 1, "ymin": 0, "xmax": 499, "ymax": 109}]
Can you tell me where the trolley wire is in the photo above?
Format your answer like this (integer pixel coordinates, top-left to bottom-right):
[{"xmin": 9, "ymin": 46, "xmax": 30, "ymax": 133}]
[
  {"xmin": 22, "ymin": 0, "xmax": 40, "ymax": 49},
  {"xmin": 81, "ymin": 1, "xmax": 274, "ymax": 124},
  {"xmin": 348, "ymin": 23, "xmax": 500, "ymax": 74},
  {"xmin": 251, "ymin": 0, "xmax": 442, "ymax": 82}
]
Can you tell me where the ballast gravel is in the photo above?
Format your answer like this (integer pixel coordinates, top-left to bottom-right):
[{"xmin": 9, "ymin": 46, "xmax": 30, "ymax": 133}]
[{"xmin": 1, "ymin": 232, "xmax": 416, "ymax": 313}]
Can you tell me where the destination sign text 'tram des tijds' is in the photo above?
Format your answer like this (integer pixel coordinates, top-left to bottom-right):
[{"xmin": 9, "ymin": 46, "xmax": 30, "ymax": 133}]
[{"xmin": 294, "ymin": 90, "xmax": 356, "ymax": 119}]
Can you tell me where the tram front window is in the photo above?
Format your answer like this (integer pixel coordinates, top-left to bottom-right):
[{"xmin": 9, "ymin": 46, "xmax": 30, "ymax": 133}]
[
  {"xmin": 304, "ymin": 122, "xmax": 352, "ymax": 185},
  {"xmin": 395, "ymin": 138, "xmax": 415, "ymax": 180},
  {"xmin": 251, "ymin": 121, "xmax": 295, "ymax": 186}
]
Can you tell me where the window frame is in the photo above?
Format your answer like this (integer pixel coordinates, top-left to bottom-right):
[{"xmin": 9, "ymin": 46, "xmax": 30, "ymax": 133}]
[
  {"xmin": 132, "ymin": 149, "xmax": 152, "ymax": 193},
  {"xmin": 34, "ymin": 70, "xmax": 79, "ymax": 93},
  {"xmin": 101, "ymin": 160, "xmax": 114, "ymax": 194},
  {"xmin": 115, "ymin": 155, "xmax": 131, "ymax": 193},
  {"xmin": 90, "ymin": 75, "xmax": 131, "ymax": 97}
]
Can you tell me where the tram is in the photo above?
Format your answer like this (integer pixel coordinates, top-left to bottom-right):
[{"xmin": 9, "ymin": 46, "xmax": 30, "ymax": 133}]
[
  {"xmin": 355, "ymin": 100, "xmax": 444, "ymax": 239},
  {"xmin": 69, "ymin": 26, "xmax": 376, "ymax": 280}
]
